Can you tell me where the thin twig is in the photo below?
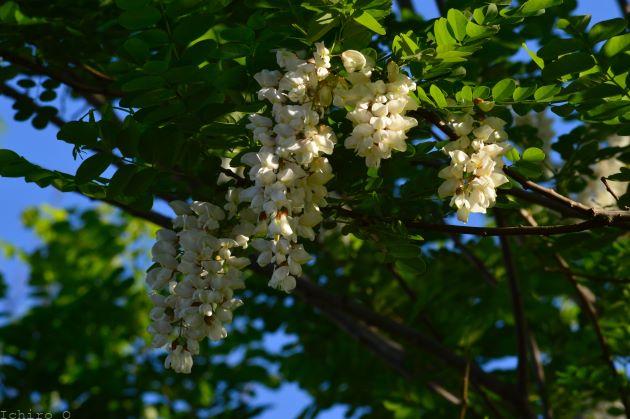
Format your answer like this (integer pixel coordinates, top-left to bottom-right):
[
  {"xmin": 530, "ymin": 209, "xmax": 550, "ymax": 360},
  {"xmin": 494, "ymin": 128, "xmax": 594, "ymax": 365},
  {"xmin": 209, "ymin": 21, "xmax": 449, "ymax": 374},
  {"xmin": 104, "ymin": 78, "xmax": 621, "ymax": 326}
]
[
  {"xmin": 601, "ymin": 177, "xmax": 627, "ymax": 209},
  {"xmin": 528, "ymin": 331, "xmax": 552, "ymax": 419},
  {"xmin": 459, "ymin": 359, "xmax": 471, "ymax": 419},
  {"xmin": 452, "ymin": 235, "xmax": 498, "ymax": 286},
  {"xmin": 495, "ymin": 209, "xmax": 531, "ymax": 416}
]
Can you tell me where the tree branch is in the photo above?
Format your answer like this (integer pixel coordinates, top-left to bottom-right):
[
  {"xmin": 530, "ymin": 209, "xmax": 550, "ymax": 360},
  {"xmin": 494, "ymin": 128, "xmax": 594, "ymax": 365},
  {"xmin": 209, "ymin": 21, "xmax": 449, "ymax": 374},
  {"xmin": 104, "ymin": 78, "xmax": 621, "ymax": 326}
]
[
  {"xmin": 87, "ymin": 192, "xmax": 520, "ymax": 413},
  {"xmin": 617, "ymin": 0, "xmax": 630, "ymax": 17},
  {"xmin": 412, "ymin": 110, "xmax": 630, "ymax": 227},
  {"xmin": 435, "ymin": 0, "xmax": 446, "ymax": 16},
  {"xmin": 556, "ymin": 252, "xmax": 630, "ymax": 415},
  {"xmin": 294, "ymin": 278, "xmax": 522, "ymax": 408},
  {"xmin": 306, "ymin": 294, "xmax": 469, "ymax": 407},
  {"xmin": 495, "ymin": 210, "xmax": 530, "ymax": 416},
  {"xmin": 520, "ymin": 210, "xmax": 630, "ymax": 416},
  {"xmin": 334, "ymin": 207, "xmax": 614, "ymax": 236},
  {"xmin": 0, "ymin": 49, "xmax": 122, "ymax": 97},
  {"xmin": 318, "ymin": 303, "xmax": 409, "ymax": 377},
  {"xmin": 528, "ymin": 331, "xmax": 552, "ymax": 419},
  {"xmin": 452, "ymin": 236, "xmax": 498, "ymax": 286}
]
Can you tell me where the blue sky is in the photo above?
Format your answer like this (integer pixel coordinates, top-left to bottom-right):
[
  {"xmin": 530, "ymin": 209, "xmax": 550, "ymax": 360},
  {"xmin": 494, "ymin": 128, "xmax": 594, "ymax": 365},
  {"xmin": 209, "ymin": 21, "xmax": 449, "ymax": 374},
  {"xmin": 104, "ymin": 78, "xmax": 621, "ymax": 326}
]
[{"xmin": 0, "ymin": 1, "xmax": 624, "ymax": 417}]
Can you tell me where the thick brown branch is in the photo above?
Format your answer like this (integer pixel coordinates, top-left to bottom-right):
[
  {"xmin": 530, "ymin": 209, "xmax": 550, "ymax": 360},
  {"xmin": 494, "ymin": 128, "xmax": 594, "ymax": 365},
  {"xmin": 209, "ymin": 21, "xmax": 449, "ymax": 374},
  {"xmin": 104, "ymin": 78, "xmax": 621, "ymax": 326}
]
[{"xmin": 498, "ymin": 188, "xmax": 587, "ymax": 220}]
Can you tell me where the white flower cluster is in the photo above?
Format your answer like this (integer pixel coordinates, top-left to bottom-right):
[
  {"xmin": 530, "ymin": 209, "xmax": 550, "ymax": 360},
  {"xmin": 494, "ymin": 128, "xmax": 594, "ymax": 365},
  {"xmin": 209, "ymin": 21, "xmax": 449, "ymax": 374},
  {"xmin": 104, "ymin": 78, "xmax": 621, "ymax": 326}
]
[
  {"xmin": 239, "ymin": 43, "xmax": 336, "ymax": 293},
  {"xmin": 146, "ymin": 200, "xmax": 252, "ymax": 373},
  {"xmin": 437, "ymin": 114, "xmax": 510, "ymax": 222},
  {"xmin": 334, "ymin": 51, "xmax": 419, "ymax": 168},
  {"xmin": 146, "ymin": 44, "xmax": 428, "ymax": 373}
]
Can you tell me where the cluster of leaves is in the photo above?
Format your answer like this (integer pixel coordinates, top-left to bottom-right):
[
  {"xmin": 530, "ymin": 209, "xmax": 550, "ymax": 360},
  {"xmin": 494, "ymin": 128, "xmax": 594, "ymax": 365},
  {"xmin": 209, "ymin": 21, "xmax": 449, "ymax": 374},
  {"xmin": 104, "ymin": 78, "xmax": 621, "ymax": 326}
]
[{"xmin": 0, "ymin": 0, "xmax": 629, "ymax": 417}]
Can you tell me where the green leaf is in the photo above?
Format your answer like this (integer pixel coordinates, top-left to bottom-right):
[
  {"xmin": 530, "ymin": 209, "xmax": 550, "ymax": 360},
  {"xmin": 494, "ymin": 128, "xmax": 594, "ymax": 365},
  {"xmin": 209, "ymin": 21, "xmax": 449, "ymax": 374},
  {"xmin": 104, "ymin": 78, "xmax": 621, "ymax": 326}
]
[
  {"xmin": 387, "ymin": 244, "xmax": 419, "ymax": 259},
  {"xmin": 447, "ymin": 9, "xmax": 468, "ymax": 41},
  {"xmin": 353, "ymin": 11, "xmax": 385, "ymax": 35},
  {"xmin": 394, "ymin": 258, "xmax": 427, "ymax": 277},
  {"xmin": 429, "ymin": 85, "xmax": 447, "ymax": 108},
  {"xmin": 514, "ymin": 160, "xmax": 543, "ymax": 178},
  {"xmin": 522, "ymin": 42, "xmax": 544, "ymax": 69},
  {"xmin": 523, "ymin": 147, "xmax": 546, "ymax": 162},
  {"xmin": 520, "ymin": 0, "xmax": 562, "ymax": 14},
  {"xmin": 608, "ymin": 167, "xmax": 630, "ymax": 181},
  {"xmin": 17, "ymin": 78, "xmax": 35, "ymax": 88},
  {"xmin": 460, "ymin": 85, "xmax": 473, "ymax": 102},
  {"xmin": 415, "ymin": 86, "xmax": 435, "ymax": 106},
  {"xmin": 107, "ymin": 165, "xmax": 137, "ymax": 197},
  {"xmin": 505, "ymin": 147, "xmax": 520, "ymax": 162},
  {"xmin": 123, "ymin": 38, "xmax": 150, "ymax": 62},
  {"xmin": 534, "ymin": 84, "xmax": 561, "ymax": 101},
  {"xmin": 118, "ymin": 6, "xmax": 161, "ymax": 30},
  {"xmin": 434, "ymin": 18, "xmax": 456, "ymax": 47},
  {"xmin": 466, "ymin": 21, "xmax": 497, "ymax": 39},
  {"xmin": 542, "ymin": 52, "xmax": 595, "ymax": 81},
  {"xmin": 57, "ymin": 121, "xmax": 98, "ymax": 147},
  {"xmin": 588, "ymin": 18, "xmax": 626, "ymax": 43},
  {"xmin": 121, "ymin": 76, "xmax": 164, "ymax": 92},
  {"xmin": 473, "ymin": 85, "xmax": 491, "ymax": 99},
  {"xmin": 39, "ymin": 90, "xmax": 57, "ymax": 102},
  {"xmin": 115, "ymin": 0, "xmax": 149, "ymax": 10},
  {"xmin": 125, "ymin": 167, "xmax": 156, "ymax": 195},
  {"xmin": 602, "ymin": 33, "xmax": 630, "ymax": 57},
  {"xmin": 76, "ymin": 153, "xmax": 113, "ymax": 184},
  {"xmin": 492, "ymin": 78, "xmax": 516, "ymax": 101},
  {"xmin": 557, "ymin": 15, "xmax": 592, "ymax": 33},
  {"xmin": 393, "ymin": 33, "xmax": 420, "ymax": 57},
  {"xmin": 513, "ymin": 85, "xmax": 536, "ymax": 101},
  {"xmin": 537, "ymin": 38, "xmax": 581, "ymax": 60},
  {"xmin": 472, "ymin": 7, "xmax": 485, "ymax": 25}
]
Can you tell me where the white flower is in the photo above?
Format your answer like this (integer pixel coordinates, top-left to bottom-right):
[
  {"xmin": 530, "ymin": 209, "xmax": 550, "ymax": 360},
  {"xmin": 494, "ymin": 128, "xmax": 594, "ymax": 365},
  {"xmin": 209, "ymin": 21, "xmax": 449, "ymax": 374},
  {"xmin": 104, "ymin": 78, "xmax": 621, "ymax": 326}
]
[
  {"xmin": 335, "ymin": 58, "xmax": 417, "ymax": 168},
  {"xmin": 254, "ymin": 69, "xmax": 282, "ymax": 87},
  {"xmin": 341, "ymin": 50, "xmax": 367, "ymax": 73},
  {"xmin": 438, "ymin": 113, "xmax": 510, "ymax": 223},
  {"xmin": 165, "ymin": 346, "xmax": 193, "ymax": 374}
]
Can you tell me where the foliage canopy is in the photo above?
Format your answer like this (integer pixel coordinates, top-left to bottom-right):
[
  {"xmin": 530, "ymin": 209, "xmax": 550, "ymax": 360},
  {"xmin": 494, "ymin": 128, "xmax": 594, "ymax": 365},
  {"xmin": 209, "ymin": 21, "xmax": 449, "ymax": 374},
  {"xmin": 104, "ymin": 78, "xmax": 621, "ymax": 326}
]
[{"xmin": 0, "ymin": 0, "xmax": 629, "ymax": 417}]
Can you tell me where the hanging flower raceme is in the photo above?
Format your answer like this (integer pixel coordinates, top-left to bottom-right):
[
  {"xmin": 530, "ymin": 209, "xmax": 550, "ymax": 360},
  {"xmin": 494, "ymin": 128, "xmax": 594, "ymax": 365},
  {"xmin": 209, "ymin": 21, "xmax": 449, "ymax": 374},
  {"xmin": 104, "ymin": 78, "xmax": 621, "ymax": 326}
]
[
  {"xmin": 333, "ymin": 51, "xmax": 419, "ymax": 168},
  {"xmin": 146, "ymin": 200, "xmax": 252, "ymax": 373},
  {"xmin": 145, "ymin": 43, "xmax": 435, "ymax": 373},
  {"xmin": 239, "ymin": 43, "xmax": 336, "ymax": 293},
  {"xmin": 437, "ymin": 114, "xmax": 510, "ymax": 223}
]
